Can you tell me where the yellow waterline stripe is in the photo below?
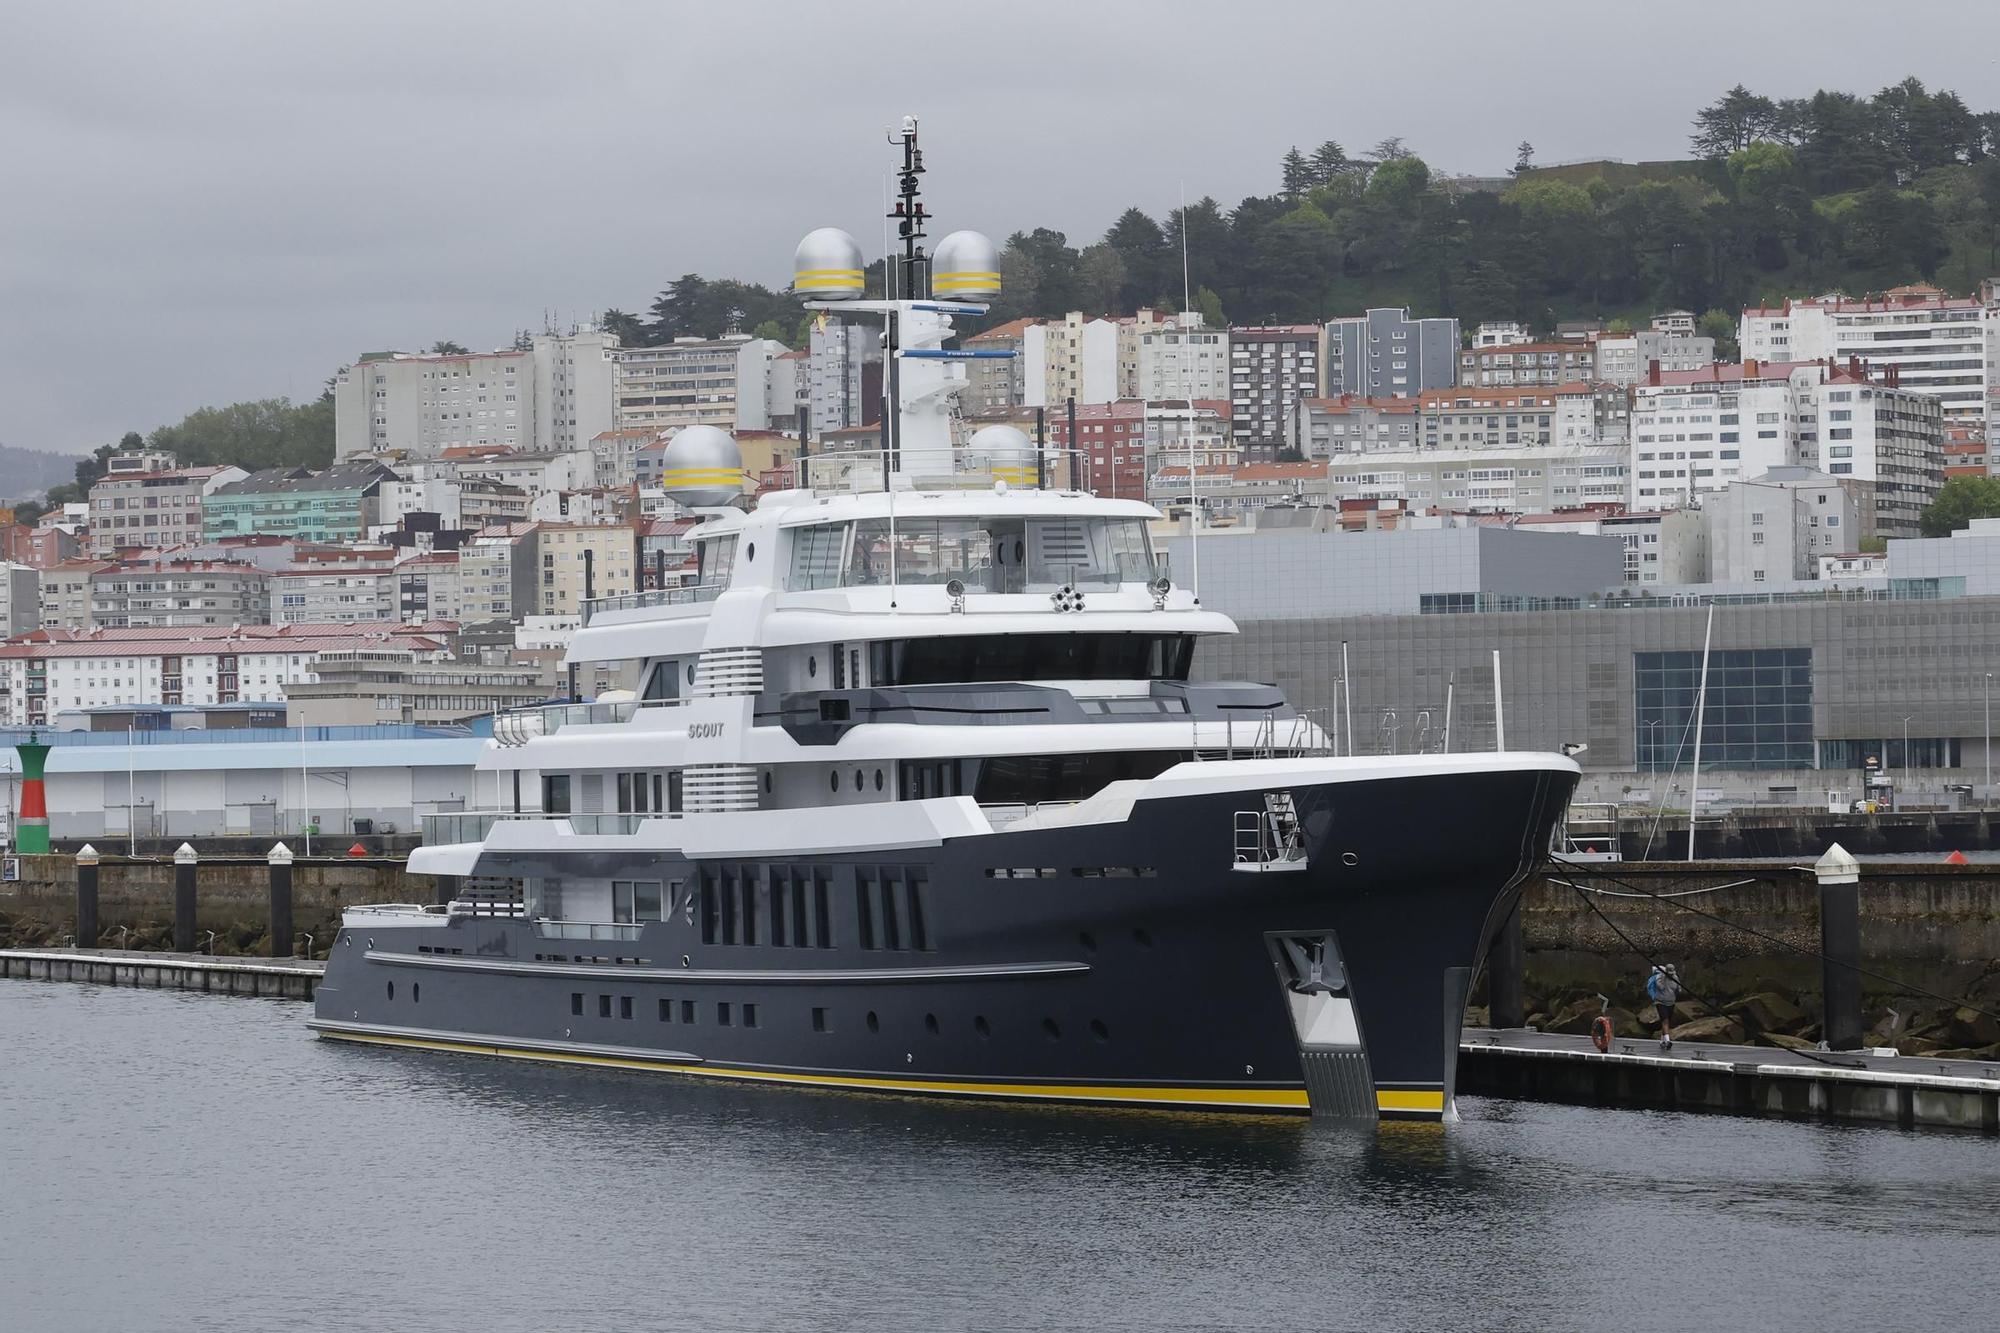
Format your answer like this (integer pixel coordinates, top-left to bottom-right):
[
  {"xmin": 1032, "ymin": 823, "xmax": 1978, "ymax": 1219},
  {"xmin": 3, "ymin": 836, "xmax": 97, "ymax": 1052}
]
[
  {"xmin": 1376, "ymin": 1089, "xmax": 1446, "ymax": 1112},
  {"xmin": 319, "ymin": 1029, "xmax": 1312, "ymax": 1109}
]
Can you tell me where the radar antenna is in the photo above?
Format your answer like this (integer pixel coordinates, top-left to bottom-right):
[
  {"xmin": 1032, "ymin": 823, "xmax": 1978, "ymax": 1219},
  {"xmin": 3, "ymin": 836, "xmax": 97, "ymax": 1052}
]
[{"xmin": 888, "ymin": 117, "xmax": 929, "ymax": 300}]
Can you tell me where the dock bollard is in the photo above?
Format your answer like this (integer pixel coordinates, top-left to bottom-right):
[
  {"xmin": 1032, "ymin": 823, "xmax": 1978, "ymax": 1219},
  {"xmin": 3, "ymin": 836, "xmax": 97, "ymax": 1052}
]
[
  {"xmin": 75, "ymin": 843, "xmax": 101, "ymax": 949},
  {"xmin": 1488, "ymin": 899, "xmax": 1526, "ymax": 1029},
  {"xmin": 173, "ymin": 842, "xmax": 198, "ymax": 953},
  {"xmin": 1814, "ymin": 842, "xmax": 1863, "ymax": 1051},
  {"xmin": 268, "ymin": 842, "xmax": 294, "ymax": 959}
]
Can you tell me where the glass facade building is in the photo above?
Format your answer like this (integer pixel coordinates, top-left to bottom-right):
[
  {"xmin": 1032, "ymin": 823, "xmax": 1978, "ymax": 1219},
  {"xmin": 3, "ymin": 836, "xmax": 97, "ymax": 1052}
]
[{"xmin": 1633, "ymin": 648, "xmax": 1813, "ymax": 771}]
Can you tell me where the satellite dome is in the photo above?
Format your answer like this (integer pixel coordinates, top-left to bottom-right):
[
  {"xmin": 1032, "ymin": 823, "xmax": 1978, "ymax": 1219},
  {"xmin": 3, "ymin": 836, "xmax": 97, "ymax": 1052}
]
[
  {"xmin": 968, "ymin": 423, "xmax": 1035, "ymax": 487},
  {"xmin": 661, "ymin": 425, "xmax": 744, "ymax": 508},
  {"xmin": 932, "ymin": 231, "xmax": 1001, "ymax": 302},
  {"xmin": 793, "ymin": 228, "xmax": 865, "ymax": 301}
]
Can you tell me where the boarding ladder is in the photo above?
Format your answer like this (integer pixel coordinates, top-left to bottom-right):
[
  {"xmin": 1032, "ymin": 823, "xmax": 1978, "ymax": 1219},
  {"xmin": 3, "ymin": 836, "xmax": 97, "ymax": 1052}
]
[
  {"xmin": 1555, "ymin": 802, "xmax": 1623, "ymax": 861},
  {"xmin": 1233, "ymin": 791, "xmax": 1308, "ymax": 873}
]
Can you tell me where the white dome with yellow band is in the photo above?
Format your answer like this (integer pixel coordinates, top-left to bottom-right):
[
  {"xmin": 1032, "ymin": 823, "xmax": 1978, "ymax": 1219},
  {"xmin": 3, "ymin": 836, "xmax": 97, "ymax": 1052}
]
[
  {"xmin": 660, "ymin": 425, "xmax": 745, "ymax": 509},
  {"xmin": 931, "ymin": 230, "xmax": 1001, "ymax": 302},
  {"xmin": 793, "ymin": 228, "xmax": 865, "ymax": 300}
]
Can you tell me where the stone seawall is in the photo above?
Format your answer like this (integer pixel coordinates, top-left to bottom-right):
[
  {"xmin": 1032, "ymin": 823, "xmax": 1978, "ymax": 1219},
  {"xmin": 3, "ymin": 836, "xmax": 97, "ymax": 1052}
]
[
  {"xmin": 0, "ymin": 854, "xmax": 428, "ymax": 956},
  {"xmin": 1509, "ymin": 861, "xmax": 2000, "ymax": 1058}
]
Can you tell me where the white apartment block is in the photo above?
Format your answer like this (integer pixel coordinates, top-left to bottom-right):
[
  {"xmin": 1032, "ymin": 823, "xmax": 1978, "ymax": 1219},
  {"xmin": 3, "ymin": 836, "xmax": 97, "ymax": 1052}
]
[
  {"xmin": 1023, "ymin": 314, "xmax": 1118, "ymax": 408},
  {"xmin": 453, "ymin": 450, "xmax": 595, "ymax": 499},
  {"xmin": 1629, "ymin": 361, "xmax": 1943, "ymax": 540},
  {"xmin": 335, "ymin": 349, "xmax": 532, "ymax": 459},
  {"xmin": 89, "ymin": 561, "xmax": 270, "ymax": 629},
  {"xmin": 334, "ymin": 328, "xmax": 622, "ymax": 461},
  {"xmin": 537, "ymin": 523, "xmax": 638, "ymax": 617},
  {"xmin": 807, "ymin": 318, "xmax": 881, "ymax": 433},
  {"xmin": 272, "ymin": 566, "xmax": 397, "ymax": 624},
  {"xmin": 88, "ymin": 465, "xmax": 248, "ymax": 558},
  {"xmin": 589, "ymin": 428, "xmax": 657, "ymax": 489},
  {"xmin": 531, "ymin": 329, "xmax": 621, "ymax": 454},
  {"xmin": 39, "ymin": 561, "xmax": 109, "ymax": 631},
  {"xmin": 1594, "ymin": 331, "xmax": 1715, "ymax": 386},
  {"xmin": 1473, "ymin": 321, "xmax": 1533, "ymax": 347},
  {"xmin": 376, "ymin": 476, "xmax": 463, "ymax": 530},
  {"xmin": 1739, "ymin": 283, "xmax": 1998, "ymax": 427},
  {"xmin": 396, "ymin": 553, "xmax": 463, "ymax": 624},
  {"xmin": 1321, "ymin": 446, "xmax": 1628, "ymax": 514},
  {"xmin": 1131, "ymin": 313, "xmax": 1230, "ymax": 401},
  {"xmin": 459, "ymin": 526, "xmax": 536, "ymax": 625},
  {"xmin": 1602, "ymin": 510, "xmax": 1708, "ymax": 585},
  {"xmin": 1704, "ymin": 467, "xmax": 1859, "ymax": 585},
  {"xmin": 613, "ymin": 335, "xmax": 787, "ymax": 434},
  {"xmin": 0, "ymin": 625, "xmax": 453, "ymax": 726}
]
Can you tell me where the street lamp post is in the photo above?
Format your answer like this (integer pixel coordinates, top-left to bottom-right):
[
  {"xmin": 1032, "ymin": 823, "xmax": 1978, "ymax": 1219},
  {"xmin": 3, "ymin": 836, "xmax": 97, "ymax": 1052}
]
[
  {"xmin": 1901, "ymin": 714, "xmax": 1914, "ymax": 812},
  {"xmin": 1644, "ymin": 718, "xmax": 1663, "ymax": 771},
  {"xmin": 1986, "ymin": 673, "xmax": 1993, "ymax": 807}
]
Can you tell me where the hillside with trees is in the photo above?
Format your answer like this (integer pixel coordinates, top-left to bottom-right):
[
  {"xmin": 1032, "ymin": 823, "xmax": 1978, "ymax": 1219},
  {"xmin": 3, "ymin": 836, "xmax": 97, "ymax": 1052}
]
[{"xmin": 598, "ymin": 77, "xmax": 2000, "ymax": 346}]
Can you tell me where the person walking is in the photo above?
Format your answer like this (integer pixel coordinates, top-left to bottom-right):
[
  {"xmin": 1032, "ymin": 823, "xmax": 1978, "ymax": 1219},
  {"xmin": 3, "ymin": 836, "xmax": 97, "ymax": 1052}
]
[{"xmin": 1646, "ymin": 963, "xmax": 1681, "ymax": 1049}]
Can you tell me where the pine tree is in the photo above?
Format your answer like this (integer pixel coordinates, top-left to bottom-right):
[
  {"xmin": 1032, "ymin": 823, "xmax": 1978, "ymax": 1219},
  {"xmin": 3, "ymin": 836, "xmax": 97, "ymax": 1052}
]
[
  {"xmin": 1514, "ymin": 141, "xmax": 1535, "ymax": 174},
  {"xmin": 1280, "ymin": 146, "xmax": 1311, "ymax": 197}
]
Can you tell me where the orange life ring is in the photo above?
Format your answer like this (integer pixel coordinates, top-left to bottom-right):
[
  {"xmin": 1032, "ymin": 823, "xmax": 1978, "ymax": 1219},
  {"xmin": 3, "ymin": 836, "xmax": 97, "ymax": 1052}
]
[{"xmin": 1590, "ymin": 1015, "xmax": 1613, "ymax": 1052}]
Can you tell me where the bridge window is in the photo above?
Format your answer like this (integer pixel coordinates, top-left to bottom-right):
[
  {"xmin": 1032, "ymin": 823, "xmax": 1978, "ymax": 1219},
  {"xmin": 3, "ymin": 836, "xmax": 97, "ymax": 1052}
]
[{"xmin": 868, "ymin": 634, "xmax": 1192, "ymax": 686}]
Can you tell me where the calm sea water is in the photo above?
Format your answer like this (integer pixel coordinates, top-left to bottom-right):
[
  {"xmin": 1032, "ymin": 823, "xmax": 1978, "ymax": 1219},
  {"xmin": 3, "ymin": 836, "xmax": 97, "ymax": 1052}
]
[{"xmin": 3, "ymin": 981, "xmax": 1996, "ymax": 1333}]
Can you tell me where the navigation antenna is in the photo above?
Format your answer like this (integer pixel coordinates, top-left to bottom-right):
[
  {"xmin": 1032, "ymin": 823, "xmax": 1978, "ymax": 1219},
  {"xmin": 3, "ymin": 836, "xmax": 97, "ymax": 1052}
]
[
  {"xmin": 888, "ymin": 117, "xmax": 930, "ymax": 300},
  {"xmin": 1180, "ymin": 179, "xmax": 1200, "ymax": 606}
]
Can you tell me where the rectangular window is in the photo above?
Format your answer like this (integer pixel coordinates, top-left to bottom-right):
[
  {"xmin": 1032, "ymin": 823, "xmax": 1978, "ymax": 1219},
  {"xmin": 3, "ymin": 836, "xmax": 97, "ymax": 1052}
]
[
  {"xmin": 619, "ymin": 995, "xmax": 633, "ymax": 1020},
  {"xmin": 542, "ymin": 774, "xmax": 571, "ymax": 813},
  {"xmin": 659, "ymin": 997, "xmax": 673, "ymax": 1021},
  {"xmin": 717, "ymin": 1002, "xmax": 733, "ymax": 1026},
  {"xmin": 681, "ymin": 999, "xmax": 696, "ymax": 1024},
  {"xmin": 812, "ymin": 1006, "xmax": 830, "ymax": 1032},
  {"xmin": 742, "ymin": 1003, "xmax": 758, "ymax": 1029},
  {"xmin": 571, "ymin": 992, "xmax": 583, "ymax": 1016},
  {"xmin": 855, "ymin": 868, "xmax": 876, "ymax": 949},
  {"xmin": 598, "ymin": 994, "xmax": 611, "ymax": 1018}
]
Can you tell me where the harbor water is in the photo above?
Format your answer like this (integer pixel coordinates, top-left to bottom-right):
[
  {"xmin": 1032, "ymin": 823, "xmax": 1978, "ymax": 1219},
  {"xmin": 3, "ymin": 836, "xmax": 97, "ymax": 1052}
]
[{"xmin": 3, "ymin": 982, "xmax": 1996, "ymax": 1332}]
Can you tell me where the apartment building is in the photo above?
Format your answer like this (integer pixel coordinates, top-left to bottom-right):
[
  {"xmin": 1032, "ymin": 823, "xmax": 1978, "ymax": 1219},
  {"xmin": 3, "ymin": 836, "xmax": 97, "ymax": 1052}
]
[
  {"xmin": 1229, "ymin": 326, "xmax": 1323, "ymax": 458},
  {"xmin": 1023, "ymin": 313, "xmax": 1118, "ymax": 409},
  {"xmin": 0, "ymin": 563, "xmax": 41, "ymax": 637},
  {"xmin": 0, "ymin": 622, "xmax": 453, "ymax": 725},
  {"xmin": 271, "ymin": 563, "xmax": 397, "ymax": 625},
  {"xmin": 1628, "ymin": 360, "xmax": 1944, "ymax": 539},
  {"xmin": 589, "ymin": 428, "xmax": 657, "ymax": 489},
  {"xmin": 1705, "ymin": 467, "xmax": 1860, "ymax": 584},
  {"xmin": 537, "ymin": 523, "xmax": 638, "ymax": 617},
  {"xmin": 1739, "ymin": 283, "xmax": 1998, "ymax": 427},
  {"xmin": 1457, "ymin": 341, "xmax": 1596, "ymax": 388},
  {"xmin": 459, "ymin": 524, "xmax": 538, "ymax": 626},
  {"xmin": 806, "ymin": 317, "xmax": 882, "ymax": 434},
  {"xmin": 1323, "ymin": 308, "xmax": 1458, "ymax": 399},
  {"xmin": 1049, "ymin": 400, "xmax": 1148, "ymax": 499},
  {"xmin": 962, "ymin": 318, "xmax": 1033, "ymax": 413},
  {"xmin": 283, "ymin": 649, "xmax": 549, "ymax": 727},
  {"xmin": 1318, "ymin": 444, "xmax": 1628, "ymax": 515},
  {"xmin": 1593, "ymin": 331, "xmax": 1716, "ymax": 386},
  {"xmin": 613, "ymin": 335, "xmax": 787, "ymax": 434},
  {"xmin": 1130, "ymin": 312, "xmax": 1230, "ymax": 401},
  {"xmin": 89, "ymin": 560, "xmax": 270, "ymax": 629},
  {"xmin": 38, "ymin": 560, "xmax": 112, "ymax": 631},
  {"xmin": 530, "ymin": 328, "xmax": 622, "ymax": 455},
  {"xmin": 88, "ymin": 463, "xmax": 247, "ymax": 558},
  {"xmin": 204, "ymin": 463, "xmax": 397, "ymax": 543}
]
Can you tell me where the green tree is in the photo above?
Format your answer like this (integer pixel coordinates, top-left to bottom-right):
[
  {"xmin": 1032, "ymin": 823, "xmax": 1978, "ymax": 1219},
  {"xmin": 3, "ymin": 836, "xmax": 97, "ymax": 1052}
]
[
  {"xmin": 1514, "ymin": 141, "xmax": 1535, "ymax": 174},
  {"xmin": 1691, "ymin": 84, "xmax": 1780, "ymax": 158},
  {"xmin": 428, "ymin": 341, "xmax": 468, "ymax": 355},
  {"xmin": 1308, "ymin": 141, "xmax": 1352, "ymax": 186},
  {"xmin": 750, "ymin": 319, "xmax": 792, "ymax": 347},
  {"xmin": 1920, "ymin": 474, "xmax": 2000, "ymax": 536},
  {"xmin": 149, "ymin": 398, "xmax": 334, "ymax": 473},
  {"xmin": 600, "ymin": 308, "xmax": 647, "ymax": 347},
  {"xmin": 1280, "ymin": 146, "xmax": 1311, "ymax": 197},
  {"xmin": 1698, "ymin": 309, "xmax": 1738, "ymax": 360}
]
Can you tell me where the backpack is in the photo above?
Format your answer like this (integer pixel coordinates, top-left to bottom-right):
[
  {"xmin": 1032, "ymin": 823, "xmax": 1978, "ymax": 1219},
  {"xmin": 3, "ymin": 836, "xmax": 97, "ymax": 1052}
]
[{"xmin": 1645, "ymin": 971, "xmax": 1664, "ymax": 1002}]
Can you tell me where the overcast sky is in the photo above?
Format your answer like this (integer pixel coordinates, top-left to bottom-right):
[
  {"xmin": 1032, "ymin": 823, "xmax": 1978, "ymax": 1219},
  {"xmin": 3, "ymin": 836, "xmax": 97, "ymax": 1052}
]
[{"xmin": 5, "ymin": 0, "xmax": 1999, "ymax": 456}]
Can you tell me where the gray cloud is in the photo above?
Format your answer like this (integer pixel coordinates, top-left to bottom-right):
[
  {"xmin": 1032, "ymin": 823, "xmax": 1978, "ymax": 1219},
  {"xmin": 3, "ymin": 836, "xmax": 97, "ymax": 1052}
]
[{"xmin": 4, "ymin": 0, "xmax": 1998, "ymax": 453}]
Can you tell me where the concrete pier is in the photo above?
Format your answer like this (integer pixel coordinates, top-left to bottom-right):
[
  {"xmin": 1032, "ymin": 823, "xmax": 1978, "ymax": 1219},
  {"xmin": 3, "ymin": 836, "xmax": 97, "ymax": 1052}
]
[
  {"xmin": 0, "ymin": 948, "xmax": 322, "ymax": 1000},
  {"xmin": 1461, "ymin": 1027, "xmax": 2000, "ymax": 1134}
]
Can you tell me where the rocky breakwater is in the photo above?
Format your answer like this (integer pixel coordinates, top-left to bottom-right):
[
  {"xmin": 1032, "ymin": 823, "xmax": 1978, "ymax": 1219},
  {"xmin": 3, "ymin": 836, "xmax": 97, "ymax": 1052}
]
[{"xmin": 1482, "ymin": 858, "xmax": 2000, "ymax": 1063}]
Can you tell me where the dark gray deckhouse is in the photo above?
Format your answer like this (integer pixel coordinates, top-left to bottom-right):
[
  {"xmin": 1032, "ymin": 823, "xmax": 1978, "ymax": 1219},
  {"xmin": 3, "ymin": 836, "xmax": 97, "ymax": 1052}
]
[{"xmin": 311, "ymin": 122, "xmax": 1580, "ymax": 1120}]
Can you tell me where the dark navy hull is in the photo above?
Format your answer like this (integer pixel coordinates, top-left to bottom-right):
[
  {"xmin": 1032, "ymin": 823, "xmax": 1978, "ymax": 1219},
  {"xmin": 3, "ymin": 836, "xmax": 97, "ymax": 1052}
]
[{"xmin": 312, "ymin": 764, "xmax": 1576, "ymax": 1118}]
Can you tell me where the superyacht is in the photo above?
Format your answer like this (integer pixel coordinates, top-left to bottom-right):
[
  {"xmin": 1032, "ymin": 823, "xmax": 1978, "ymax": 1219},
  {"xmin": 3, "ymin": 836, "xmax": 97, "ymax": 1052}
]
[{"xmin": 311, "ymin": 122, "xmax": 1579, "ymax": 1120}]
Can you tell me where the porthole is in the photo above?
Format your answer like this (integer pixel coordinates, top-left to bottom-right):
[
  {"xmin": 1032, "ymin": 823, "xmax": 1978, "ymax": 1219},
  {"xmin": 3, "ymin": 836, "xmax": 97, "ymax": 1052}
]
[
  {"xmin": 853, "ymin": 769, "xmax": 864, "ymax": 792},
  {"xmin": 1090, "ymin": 1019, "xmax": 1109, "ymax": 1042},
  {"xmin": 1132, "ymin": 928, "xmax": 1154, "ymax": 949},
  {"xmin": 873, "ymin": 769, "xmax": 884, "ymax": 792},
  {"xmin": 924, "ymin": 1013, "xmax": 939, "ymax": 1034},
  {"xmin": 866, "ymin": 1010, "xmax": 880, "ymax": 1033},
  {"xmin": 745, "ymin": 542, "xmax": 755, "ymax": 563},
  {"xmin": 974, "ymin": 1016, "xmax": 991, "ymax": 1039},
  {"xmin": 808, "ymin": 656, "xmax": 817, "ymax": 678},
  {"xmin": 686, "ymin": 663, "xmax": 697, "ymax": 684},
  {"xmin": 1077, "ymin": 932, "xmax": 1098, "ymax": 953},
  {"xmin": 829, "ymin": 771, "xmax": 840, "ymax": 792},
  {"xmin": 386, "ymin": 980, "xmax": 395, "ymax": 1001},
  {"xmin": 1042, "ymin": 1017, "xmax": 1061, "ymax": 1041},
  {"xmin": 412, "ymin": 983, "xmax": 420, "ymax": 1004}
]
